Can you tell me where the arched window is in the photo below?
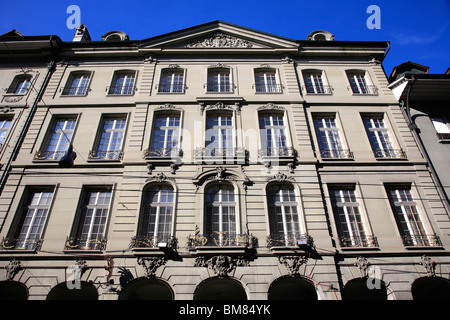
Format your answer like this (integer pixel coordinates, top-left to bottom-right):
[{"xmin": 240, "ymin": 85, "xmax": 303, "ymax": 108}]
[
  {"xmin": 205, "ymin": 183, "xmax": 237, "ymax": 246},
  {"xmin": 137, "ymin": 185, "xmax": 174, "ymax": 247},
  {"xmin": 7, "ymin": 74, "xmax": 32, "ymax": 94},
  {"xmin": 267, "ymin": 183, "xmax": 304, "ymax": 246}
]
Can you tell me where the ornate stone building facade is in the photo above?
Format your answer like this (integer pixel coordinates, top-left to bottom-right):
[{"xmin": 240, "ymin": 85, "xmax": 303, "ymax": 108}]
[{"xmin": 0, "ymin": 21, "xmax": 449, "ymax": 300}]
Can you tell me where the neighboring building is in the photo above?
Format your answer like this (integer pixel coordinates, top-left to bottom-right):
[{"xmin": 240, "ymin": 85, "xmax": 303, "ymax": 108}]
[
  {"xmin": 0, "ymin": 22, "xmax": 449, "ymax": 300},
  {"xmin": 389, "ymin": 61, "xmax": 450, "ymax": 213}
]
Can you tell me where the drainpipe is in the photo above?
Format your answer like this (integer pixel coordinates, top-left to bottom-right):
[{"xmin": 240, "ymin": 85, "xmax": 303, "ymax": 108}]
[
  {"xmin": 0, "ymin": 60, "xmax": 56, "ymax": 194},
  {"xmin": 400, "ymin": 75, "xmax": 450, "ymax": 218}
]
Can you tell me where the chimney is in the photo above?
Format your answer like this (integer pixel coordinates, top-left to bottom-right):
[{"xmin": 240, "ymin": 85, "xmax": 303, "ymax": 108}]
[{"xmin": 73, "ymin": 24, "xmax": 91, "ymax": 42}]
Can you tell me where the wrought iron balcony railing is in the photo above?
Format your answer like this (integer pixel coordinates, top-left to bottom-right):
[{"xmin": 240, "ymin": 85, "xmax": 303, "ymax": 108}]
[
  {"xmin": 1, "ymin": 237, "xmax": 43, "ymax": 251},
  {"xmin": 266, "ymin": 233, "xmax": 313, "ymax": 248},
  {"xmin": 129, "ymin": 235, "xmax": 178, "ymax": 250},
  {"xmin": 187, "ymin": 232, "xmax": 257, "ymax": 249},
  {"xmin": 204, "ymin": 83, "xmax": 235, "ymax": 93},
  {"xmin": 348, "ymin": 85, "xmax": 378, "ymax": 95},
  {"xmin": 34, "ymin": 150, "xmax": 66, "ymax": 161},
  {"xmin": 372, "ymin": 148, "xmax": 407, "ymax": 159},
  {"xmin": 303, "ymin": 85, "xmax": 334, "ymax": 95},
  {"xmin": 194, "ymin": 147, "xmax": 247, "ymax": 163},
  {"xmin": 61, "ymin": 86, "xmax": 90, "ymax": 96},
  {"xmin": 157, "ymin": 84, "xmax": 186, "ymax": 93},
  {"xmin": 254, "ymin": 84, "xmax": 283, "ymax": 93},
  {"xmin": 259, "ymin": 146, "xmax": 297, "ymax": 158},
  {"xmin": 88, "ymin": 150, "xmax": 123, "ymax": 161},
  {"xmin": 65, "ymin": 236, "xmax": 107, "ymax": 251},
  {"xmin": 401, "ymin": 233, "xmax": 442, "ymax": 247},
  {"xmin": 143, "ymin": 147, "xmax": 182, "ymax": 159},
  {"xmin": 106, "ymin": 85, "xmax": 136, "ymax": 95},
  {"xmin": 319, "ymin": 148, "xmax": 354, "ymax": 159},
  {"xmin": 339, "ymin": 235, "xmax": 379, "ymax": 248}
]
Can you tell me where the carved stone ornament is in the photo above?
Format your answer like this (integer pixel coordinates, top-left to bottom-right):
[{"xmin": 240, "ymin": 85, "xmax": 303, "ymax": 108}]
[
  {"xmin": 266, "ymin": 172, "xmax": 296, "ymax": 183},
  {"xmin": 146, "ymin": 172, "xmax": 173, "ymax": 183},
  {"xmin": 6, "ymin": 259, "xmax": 23, "ymax": 281},
  {"xmin": 420, "ymin": 255, "xmax": 436, "ymax": 277},
  {"xmin": 195, "ymin": 255, "xmax": 249, "ymax": 277},
  {"xmin": 186, "ymin": 33, "xmax": 253, "ymax": 48},
  {"xmin": 0, "ymin": 106, "xmax": 12, "ymax": 114},
  {"xmin": 278, "ymin": 256, "xmax": 308, "ymax": 276},
  {"xmin": 138, "ymin": 257, "xmax": 167, "ymax": 278},
  {"xmin": 3, "ymin": 96, "xmax": 23, "ymax": 103},
  {"xmin": 257, "ymin": 103, "xmax": 285, "ymax": 112},
  {"xmin": 355, "ymin": 256, "xmax": 370, "ymax": 278},
  {"xmin": 75, "ymin": 259, "xmax": 89, "ymax": 277},
  {"xmin": 200, "ymin": 102, "xmax": 235, "ymax": 115},
  {"xmin": 157, "ymin": 103, "xmax": 183, "ymax": 111}
]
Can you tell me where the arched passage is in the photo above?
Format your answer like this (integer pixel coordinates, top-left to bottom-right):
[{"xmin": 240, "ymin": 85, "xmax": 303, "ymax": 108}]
[
  {"xmin": 268, "ymin": 276, "xmax": 318, "ymax": 300},
  {"xmin": 0, "ymin": 281, "xmax": 28, "ymax": 300},
  {"xmin": 46, "ymin": 281, "xmax": 98, "ymax": 300},
  {"xmin": 119, "ymin": 277, "xmax": 174, "ymax": 300},
  {"xmin": 194, "ymin": 277, "xmax": 247, "ymax": 300},
  {"xmin": 412, "ymin": 276, "xmax": 450, "ymax": 300},
  {"xmin": 342, "ymin": 277, "xmax": 387, "ymax": 300}
]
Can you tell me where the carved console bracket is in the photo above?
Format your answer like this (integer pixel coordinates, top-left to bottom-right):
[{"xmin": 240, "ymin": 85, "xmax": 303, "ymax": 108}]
[
  {"xmin": 5, "ymin": 259, "xmax": 23, "ymax": 281},
  {"xmin": 195, "ymin": 255, "xmax": 249, "ymax": 277},
  {"xmin": 355, "ymin": 256, "xmax": 370, "ymax": 278},
  {"xmin": 138, "ymin": 257, "xmax": 167, "ymax": 278},
  {"xmin": 420, "ymin": 255, "xmax": 436, "ymax": 277},
  {"xmin": 278, "ymin": 255, "xmax": 308, "ymax": 276}
]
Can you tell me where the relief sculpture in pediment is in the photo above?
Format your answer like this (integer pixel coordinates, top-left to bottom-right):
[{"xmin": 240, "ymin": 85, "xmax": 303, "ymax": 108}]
[{"xmin": 185, "ymin": 32, "xmax": 253, "ymax": 48}]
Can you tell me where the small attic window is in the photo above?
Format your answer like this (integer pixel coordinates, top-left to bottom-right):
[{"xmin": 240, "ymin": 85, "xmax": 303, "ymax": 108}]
[
  {"xmin": 102, "ymin": 31, "xmax": 129, "ymax": 42},
  {"xmin": 307, "ymin": 30, "xmax": 334, "ymax": 41}
]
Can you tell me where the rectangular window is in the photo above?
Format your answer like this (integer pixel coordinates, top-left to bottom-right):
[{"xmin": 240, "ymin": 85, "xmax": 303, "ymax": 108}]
[
  {"xmin": 329, "ymin": 186, "xmax": 375, "ymax": 247},
  {"xmin": 362, "ymin": 115, "xmax": 404, "ymax": 158},
  {"xmin": 67, "ymin": 188, "xmax": 111, "ymax": 250},
  {"xmin": 259, "ymin": 114, "xmax": 291, "ymax": 157},
  {"xmin": 109, "ymin": 72, "xmax": 135, "ymax": 95},
  {"xmin": 313, "ymin": 115, "xmax": 351, "ymax": 159},
  {"xmin": 62, "ymin": 72, "xmax": 91, "ymax": 96},
  {"xmin": 0, "ymin": 119, "xmax": 12, "ymax": 147},
  {"xmin": 159, "ymin": 70, "xmax": 185, "ymax": 93},
  {"xmin": 36, "ymin": 117, "xmax": 77, "ymax": 161},
  {"xmin": 90, "ymin": 116, "xmax": 126, "ymax": 160},
  {"xmin": 255, "ymin": 70, "xmax": 280, "ymax": 93},
  {"xmin": 431, "ymin": 117, "xmax": 450, "ymax": 141},
  {"xmin": 386, "ymin": 185, "xmax": 439, "ymax": 247},
  {"xmin": 207, "ymin": 69, "xmax": 231, "ymax": 92},
  {"xmin": 4, "ymin": 188, "xmax": 54, "ymax": 250},
  {"xmin": 205, "ymin": 114, "xmax": 234, "ymax": 157},
  {"xmin": 148, "ymin": 114, "xmax": 181, "ymax": 157}
]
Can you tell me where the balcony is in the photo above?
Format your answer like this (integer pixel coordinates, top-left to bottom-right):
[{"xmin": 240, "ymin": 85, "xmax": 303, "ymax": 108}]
[
  {"xmin": 254, "ymin": 84, "xmax": 283, "ymax": 93},
  {"xmin": 401, "ymin": 233, "xmax": 442, "ymax": 248},
  {"xmin": 129, "ymin": 235, "xmax": 178, "ymax": 252},
  {"xmin": 1, "ymin": 237, "xmax": 43, "ymax": 251},
  {"xmin": 88, "ymin": 150, "xmax": 123, "ymax": 161},
  {"xmin": 303, "ymin": 85, "xmax": 334, "ymax": 95},
  {"xmin": 34, "ymin": 150, "xmax": 66, "ymax": 161},
  {"xmin": 319, "ymin": 148, "xmax": 354, "ymax": 159},
  {"xmin": 194, "ymin": 147, "xmax": 247, "ymax": 164},
  {"xmin": 187, "ymin": 232, "xmax": 257, "ymax": 253},
  {"xmin": 348, "ymin": 85, "xmax": 378, "ymax": 95},
  {"xmin": 258, "ymin": 146, "xmax": 297, "ymax": 166},
  {"xmin": 205, "ymin": 83, "xmax": 235, "ymax": 93},
  {"xmin": 372, "ymin": 148, "xmax": 407, "ymax": 159},
  {"xmin": 339, "ymin": 235, "xmax": 379, "ymax": 249},
  {"xmin": 60, "ymin": 86, "xmax": 90, "ymax": 96},
  {"xmin": 266, "ymin": 233, "xmax": 313, "ymax": 249},
  {"xmin": 64, "ymin": 236, "xmax": 107, "ymax": 251},
  {"xmin": 157, "ymin": 83, "xmax": 186, "ymax": 93}
]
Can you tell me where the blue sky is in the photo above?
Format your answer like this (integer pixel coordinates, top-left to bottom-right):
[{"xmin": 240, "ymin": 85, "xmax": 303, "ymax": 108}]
[{"xmin": 1, "ymin": 0, "xmax": 449, "ymax": 75}]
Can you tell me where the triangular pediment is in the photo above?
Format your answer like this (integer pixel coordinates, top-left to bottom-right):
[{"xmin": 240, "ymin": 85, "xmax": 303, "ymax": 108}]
[{"xmin": 138, "ymin": 21, "xmax": 298, "ymax": 50}]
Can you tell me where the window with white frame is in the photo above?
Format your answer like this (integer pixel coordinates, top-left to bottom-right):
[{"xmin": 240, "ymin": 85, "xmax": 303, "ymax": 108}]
[
  {"xmin": 267, "ymin": 184, "xmax": 305, "ymax": 246},
  {"xmin": 362, "ymin": 114, "xmax": 404, "ymax": 159},
  {"xmin": 259, "ymin": 113, "xmax": 291, "ymax": 157},
  {"xmin": 68, "ymin": 188, "xmax": 111, "ymax": 250},
  {"xmin": 62, "ymin": 72, "xmax": 91, "ymax": 96},
  {"xmin": 137, "ymin": 185, "xmax": 174, "ymax": 247},
  {"xmin": 303, "ymin": 70, "xmax": 332, "ymax": 94},
  {"xmin": 5, "ymin": 188, "xmax": 54, "ymax": 250},
  {"xmin": 0, "ymin": 118, "xmax": 12, "ymax": 147},
  {"xmin": 254, "ymin": 69, "xmax": 281, "ymax": 93},
  {"xmin": 207, "ymin": 68, "xmax": 232, "ymax": 93},
  {"xmin": 386, "ymin": 185, "xmax": 440, "ymax": 247},
  {"xmin": 108, "ymin": 71, "xmax": 136, "ymax": 95},
  {"xmin": 347, "ymin": 70, "xmax": 377, "ymax": 95},
  {"xmin": 7, "ymin": 74, "xmax": 32, "ymax": 94},
  {"xmin": 205, "ymin": 113, "xmax": 234, "ymax": 157},
  {"xmin": 158, "ymin": 69, "xmax": 185, "ymax": 93},
  {"xmin": 431, "ymin": 117, "xmax": 450, "ymax": 141},
  {"xmin": 329, "ymin": 185, "xmax": 375, "ymax": 247},
  {"xmin": 313, "ymin": 115, "xmax": 351, "ymax": 159},
  {"xmin": 205, "ymin": 184, "xmax": 237, "ymax": 246},
  {"xmin": 90, "ymin": 116, "xmax": 126, "ymax": 160},
  {"xmin": 148, "ymin": 114, "xmax": 181, "ymax": 157},
  {"xmin": 36, "ymin": 117, "xmax": 77, "ymax": 160}
]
